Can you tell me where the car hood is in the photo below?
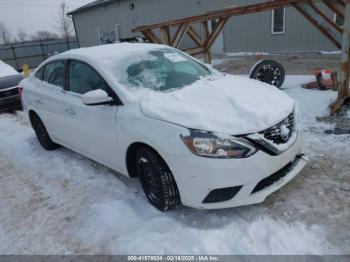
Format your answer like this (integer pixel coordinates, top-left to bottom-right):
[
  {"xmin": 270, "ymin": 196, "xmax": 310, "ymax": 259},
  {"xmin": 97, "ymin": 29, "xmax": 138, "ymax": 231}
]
[
  {"xmin": 0, "ymin": 61, "xmax": 18, "ymax": 78},
  {"xmin": 0, "ymin": 74, "xmax": 24, "ymax": 90},
  {"xmin": 139, "ymin": 74, "xmax": 295, "ymax": 135}
]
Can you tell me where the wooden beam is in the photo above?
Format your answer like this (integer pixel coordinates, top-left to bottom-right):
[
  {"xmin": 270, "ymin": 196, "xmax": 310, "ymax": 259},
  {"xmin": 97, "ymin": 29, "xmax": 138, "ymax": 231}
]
[
  {"xmin": 142, "ymin": 29, "xmax": 162, "ymax": 44},
  {"xmin": 160, "ymin": 26, "xmax": 171, "ymax": 45},
  {"xmin": 307, "ymin": 0, "xmax": 343, "ymax": 33},
  {"xmin": 132, "ymin": 0, "xmax": 301, "ymax": 32},
  {"xmin": 293, "ymin": 3, "xmax": 341, "ymax": 49},
  {"xmin": 201, "ymin": 21, "xmax": 211, "ymax": 64},
  {"xmin": 171, "ymin": 25, "xmax": 182, "ymax": 46},
  {"xmin": 324, "ymin": 0, "xmax": 344, "ymax": 18},
  {"xmin": 206, "ymin": 18, "xmax": 228, "ymax": 49},
  {"xmin": 183, "ymin": 46, "xmax": 206, "ymax": 55},
  {"xmin": 338, "ymin": 0, "xmax": 346, "ymax": 7},
  {"xmin": 201, "ymin": 21, "xmax": 210, "ymax": 42},
  {"xmin": 172, "ymin": 23, "xmax": 190, "ymax": 48},
  {"xmin": 187, "ymin": 25, "xmax": 204, "ymax": 46},
  {"xmin": 203, "ymin": 50, "xmax": 212, "ymax": 64}
]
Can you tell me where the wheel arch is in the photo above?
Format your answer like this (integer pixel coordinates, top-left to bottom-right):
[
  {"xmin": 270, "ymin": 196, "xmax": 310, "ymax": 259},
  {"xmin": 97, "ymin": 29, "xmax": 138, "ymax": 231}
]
[
  {"xmin": 28, "ymin": 109, "xmax": 39, "ymax": 126},
  {"xmin": 125, "ymin": 142, "xmax": 169, "ymax": 178}
]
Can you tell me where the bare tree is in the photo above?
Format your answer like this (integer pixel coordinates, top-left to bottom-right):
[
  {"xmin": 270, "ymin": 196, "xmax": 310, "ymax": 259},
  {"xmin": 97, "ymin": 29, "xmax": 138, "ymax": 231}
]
[
  {"xmin": 31, "ymin": 30, "xmax": 59, "ymax": 41},
  {"xmin": 17, "ymin": 28, "xmax": 28, "ymax": 42},
  {"xmin": 55, "ymin": 2, "xmax": 74, "ymax": 39},
  {"xmin": 0, "ymin": 21, "xmax": 12, "ymax": 44}
]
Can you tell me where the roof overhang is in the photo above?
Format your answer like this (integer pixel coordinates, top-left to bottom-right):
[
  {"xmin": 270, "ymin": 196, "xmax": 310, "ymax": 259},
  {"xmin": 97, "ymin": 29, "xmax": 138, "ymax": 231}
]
[{"xmin": 68, "ymin": 0, "xmax": 120, "ymax": 16}]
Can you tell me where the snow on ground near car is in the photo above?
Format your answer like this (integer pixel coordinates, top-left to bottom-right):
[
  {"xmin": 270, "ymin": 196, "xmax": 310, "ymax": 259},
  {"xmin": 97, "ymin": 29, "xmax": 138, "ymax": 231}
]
[{"xmin": 0, "ymin": 75, "xmax": 349, "ymax": 254}]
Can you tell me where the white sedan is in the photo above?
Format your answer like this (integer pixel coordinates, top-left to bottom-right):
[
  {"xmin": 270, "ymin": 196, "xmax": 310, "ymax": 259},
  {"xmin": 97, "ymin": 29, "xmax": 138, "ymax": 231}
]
[{"xmin": 20, "ymin": 43, "xmax": 308, "ymax": 211}]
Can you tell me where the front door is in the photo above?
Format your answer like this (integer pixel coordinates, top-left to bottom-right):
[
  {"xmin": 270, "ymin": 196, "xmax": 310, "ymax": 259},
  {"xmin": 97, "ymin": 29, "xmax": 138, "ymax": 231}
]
[{"xmin": 62, "ymin": 60, "xmax": 120, "ymax": 169}]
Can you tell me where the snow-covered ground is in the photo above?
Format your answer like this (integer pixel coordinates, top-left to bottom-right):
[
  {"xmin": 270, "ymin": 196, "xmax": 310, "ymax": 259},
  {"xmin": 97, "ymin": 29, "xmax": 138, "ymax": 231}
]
[{"xmin": 0, "ymin": 76, "xmax": 349, "ymax": 255}]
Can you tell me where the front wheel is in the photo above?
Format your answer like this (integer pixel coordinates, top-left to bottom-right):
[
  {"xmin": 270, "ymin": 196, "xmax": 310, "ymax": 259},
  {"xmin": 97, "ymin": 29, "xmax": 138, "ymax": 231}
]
[
  {"xmin": 31, "ymin": 113, "xmax": 60, "ymax": 151},
  {"xmin": 135, "ymin": 147, "xmax": 181, "ymax": 211}
]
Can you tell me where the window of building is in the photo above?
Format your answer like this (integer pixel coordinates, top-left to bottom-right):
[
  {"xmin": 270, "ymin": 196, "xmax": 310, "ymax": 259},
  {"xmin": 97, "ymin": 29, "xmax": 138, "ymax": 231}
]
[
  {"xmin": 271, "ymin": 7, "xmax": 286, "ymax": 34},
  {"xmin": 333, "ymin": 13, "xmax": 344, "ymax": 27}
]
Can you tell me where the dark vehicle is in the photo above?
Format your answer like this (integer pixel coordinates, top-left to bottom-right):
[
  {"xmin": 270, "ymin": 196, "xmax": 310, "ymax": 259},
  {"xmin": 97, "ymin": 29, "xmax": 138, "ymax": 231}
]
[{"xmin": 0, "ymin": 61, "xmax": 24, "ymax": 112}]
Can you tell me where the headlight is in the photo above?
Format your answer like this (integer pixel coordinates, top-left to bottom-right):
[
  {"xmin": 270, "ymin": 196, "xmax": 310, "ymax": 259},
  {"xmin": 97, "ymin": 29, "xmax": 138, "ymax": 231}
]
[{"xmin": 181, "ymin": 130, "xmax": 257, "ymax": 159}]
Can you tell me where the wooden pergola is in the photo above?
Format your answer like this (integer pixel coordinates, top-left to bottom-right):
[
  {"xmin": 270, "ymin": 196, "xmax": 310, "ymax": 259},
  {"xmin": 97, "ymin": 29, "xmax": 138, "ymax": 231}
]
[{"xmin": 132, "ymin": 0, "xmax": 350, "ymax": 114}]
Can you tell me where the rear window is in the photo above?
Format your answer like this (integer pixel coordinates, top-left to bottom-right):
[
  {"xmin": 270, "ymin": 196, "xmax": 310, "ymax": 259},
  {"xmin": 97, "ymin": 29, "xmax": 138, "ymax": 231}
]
[
  {"xmin": 35, "ymin": 66, "xmax": 45, "ymax": 80},
  {"xmin": 43, "ymin": 61, "xmax": 66, "ymax": 89}
]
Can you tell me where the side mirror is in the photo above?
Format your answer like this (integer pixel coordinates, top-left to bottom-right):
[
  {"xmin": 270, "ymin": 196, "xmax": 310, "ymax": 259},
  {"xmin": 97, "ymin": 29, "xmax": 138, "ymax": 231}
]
[{"xmin": 81, "ymin": 89, "xmax": 113, "ymax": 106}]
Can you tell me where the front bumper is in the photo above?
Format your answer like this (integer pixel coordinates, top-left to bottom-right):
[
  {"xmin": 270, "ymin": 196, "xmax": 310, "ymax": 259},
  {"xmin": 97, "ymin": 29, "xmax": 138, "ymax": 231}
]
[
  {"xmin": 164, "ymin": 132, "xmax": 307, "ymax": 209},
  {"xmin": 0, "ymin": 88, "xmax": 22, "ymax": 112}
]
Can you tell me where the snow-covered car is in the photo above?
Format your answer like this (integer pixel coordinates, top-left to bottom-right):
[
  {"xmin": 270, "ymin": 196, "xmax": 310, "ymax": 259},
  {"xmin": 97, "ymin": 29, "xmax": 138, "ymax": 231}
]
[
  {"xmin": 0, "ymin": 60, "xmax": 23, "ymax": 112},
  {"xmin": 20, "ymin": 43, "xmax": 308, "ymax": 211}
]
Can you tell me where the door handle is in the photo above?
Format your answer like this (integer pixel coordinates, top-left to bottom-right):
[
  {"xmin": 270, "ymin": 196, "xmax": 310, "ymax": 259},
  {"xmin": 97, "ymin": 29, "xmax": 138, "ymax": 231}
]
[
  {"xmin": 65, "ymin": 107, "xmax": 76, "ymax": 115},
  {"xmin": 35, "ymin": 99, "xmax": 44, "ymax": 105}
]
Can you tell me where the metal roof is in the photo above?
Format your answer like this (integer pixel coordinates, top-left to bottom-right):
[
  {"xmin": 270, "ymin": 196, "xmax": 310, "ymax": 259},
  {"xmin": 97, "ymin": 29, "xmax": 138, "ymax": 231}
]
[{"xmin": 68, "ymin": 0, "xmax": 119, "ymax": 15}]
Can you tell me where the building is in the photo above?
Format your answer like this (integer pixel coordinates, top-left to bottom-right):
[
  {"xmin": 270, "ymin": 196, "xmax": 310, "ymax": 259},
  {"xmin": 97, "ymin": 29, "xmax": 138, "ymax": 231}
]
[{"xmin": 68, "ymin": 0, "xmax": 342, "ymax": 54}]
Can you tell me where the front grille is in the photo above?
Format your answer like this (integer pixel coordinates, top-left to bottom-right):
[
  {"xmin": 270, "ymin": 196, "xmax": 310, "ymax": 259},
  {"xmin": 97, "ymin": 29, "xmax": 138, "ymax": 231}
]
[
  {"xmin": 0, "ymin": 87, "xmax": 19, "ymax": 98},
  {"xmin": 202, "ymin": 186, "xmax": 242, "ymax": 203},
  {"xmin": 260, "ymin": 112, "xmax": 295, "ymax": 145},
  {"xmin": 0, "ymin": 99, "xmax": 21, "ymax": 111},
  {"xmin": 251, "ymin": 155, "xmax": 302, "ymax": 194}
]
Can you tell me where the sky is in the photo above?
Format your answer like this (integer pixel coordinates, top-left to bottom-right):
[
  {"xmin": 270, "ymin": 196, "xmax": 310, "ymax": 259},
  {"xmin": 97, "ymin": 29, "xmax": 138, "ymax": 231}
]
[{"xmin": 0, "ymin": 0, "xmax": 93, "ymax": 37}]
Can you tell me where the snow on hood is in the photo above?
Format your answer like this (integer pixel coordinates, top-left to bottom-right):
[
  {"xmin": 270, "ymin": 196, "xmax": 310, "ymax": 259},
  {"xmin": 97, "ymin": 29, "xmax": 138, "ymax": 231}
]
[
  {"xmin": 0, "ymin": 60, "xmax": 18, "ymax": 78},
  {"xmin": 139, "ymin": 75, "xmax": 295, "ymax": 135}
]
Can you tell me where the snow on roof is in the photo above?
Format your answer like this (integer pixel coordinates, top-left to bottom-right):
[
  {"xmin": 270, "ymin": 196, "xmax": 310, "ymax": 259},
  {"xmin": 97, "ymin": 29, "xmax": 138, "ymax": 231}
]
[
  {"xmin": 53, "ymin": 43, "xmax": 166, "ymax": 65},
  {"xmin": 68, "ymin": 0, "xmax": 120, "ymax": 15}
]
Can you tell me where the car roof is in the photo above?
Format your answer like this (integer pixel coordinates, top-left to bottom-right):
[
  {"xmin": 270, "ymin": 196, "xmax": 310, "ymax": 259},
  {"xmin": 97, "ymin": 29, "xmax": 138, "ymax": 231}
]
[{"xmin": 51, "ymin": 43, "xmax": 168, "ymax": 65}]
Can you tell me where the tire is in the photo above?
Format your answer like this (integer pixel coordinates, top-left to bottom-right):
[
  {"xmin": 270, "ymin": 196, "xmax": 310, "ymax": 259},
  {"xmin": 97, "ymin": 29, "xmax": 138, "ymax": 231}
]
[
  {"xmin": 135, "ymin": 147, "xmax": 181, "ymax": 211},
  {"xmin": 250, "ymin": 60, "xmax": 285, "ymax": 89},
  {"xmin": 31, "ymin": 113, "xmax": 60, "ymax": 151}
]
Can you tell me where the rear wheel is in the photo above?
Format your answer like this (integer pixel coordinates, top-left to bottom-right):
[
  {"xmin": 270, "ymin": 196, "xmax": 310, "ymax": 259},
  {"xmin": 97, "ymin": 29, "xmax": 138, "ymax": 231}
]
[
  {"xmin": 135, "ymin": 147, "xmax": 181, "ymax": 211},
  {"xmin": 31, "ymin": 113, "xmax": 60, "ymax": 151}
]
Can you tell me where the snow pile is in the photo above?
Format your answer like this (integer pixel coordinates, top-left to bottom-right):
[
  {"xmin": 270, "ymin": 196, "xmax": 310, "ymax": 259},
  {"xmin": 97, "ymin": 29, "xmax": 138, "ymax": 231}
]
[
  {"xmin": 77, "ymin": 200, "xmax": 336, "ymax": 255},
  {"xmin": 140, "ymin": 74, "xmax": 295, "ymax": 135},
  {"xmin": 0, "ymin": 60, "xmax": 18, "ymax": 78}
]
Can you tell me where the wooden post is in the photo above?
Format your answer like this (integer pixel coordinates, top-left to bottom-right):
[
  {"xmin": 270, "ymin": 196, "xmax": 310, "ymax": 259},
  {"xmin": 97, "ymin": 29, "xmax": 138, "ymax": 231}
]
[
  {"xmin": 202, "ymin": 21, "xmax": 211, "ymax": 64},
  {"xmin": 160, "ymin": 26, "xmax": 171, "ymax": 45},
  {"xmin": 331, "ymin": 0, "xmax": 350, "ymax": 114}
]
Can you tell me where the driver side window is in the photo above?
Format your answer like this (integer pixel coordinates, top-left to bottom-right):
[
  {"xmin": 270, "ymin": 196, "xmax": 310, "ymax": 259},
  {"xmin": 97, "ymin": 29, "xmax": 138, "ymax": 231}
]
[{"xmin": 68, "ymin": 61, "xmax": 109, "ymax": 95}]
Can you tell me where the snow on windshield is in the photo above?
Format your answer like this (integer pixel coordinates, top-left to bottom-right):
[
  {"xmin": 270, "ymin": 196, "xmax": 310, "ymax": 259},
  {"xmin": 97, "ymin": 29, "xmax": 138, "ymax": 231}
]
[{"xmin": 116, "ymin": 48, "xmax": 211, "ymax": 92}]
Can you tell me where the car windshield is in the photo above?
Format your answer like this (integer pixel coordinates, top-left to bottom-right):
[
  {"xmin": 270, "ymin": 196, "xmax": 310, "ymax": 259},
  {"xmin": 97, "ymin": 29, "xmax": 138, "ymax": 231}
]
[{"xmin": 118, "ymin": 48, "xmax": 211, "ymax": 92}]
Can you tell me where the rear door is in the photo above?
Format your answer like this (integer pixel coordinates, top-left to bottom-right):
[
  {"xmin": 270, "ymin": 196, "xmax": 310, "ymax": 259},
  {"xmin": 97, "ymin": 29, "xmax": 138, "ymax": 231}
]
[
  {"xmin": 62, "ymin": 60, "xmax": 120, "ymax": 169},
  {"xmin": 33, "ymin": 60, "xmax": 68, "ymax": 142}
]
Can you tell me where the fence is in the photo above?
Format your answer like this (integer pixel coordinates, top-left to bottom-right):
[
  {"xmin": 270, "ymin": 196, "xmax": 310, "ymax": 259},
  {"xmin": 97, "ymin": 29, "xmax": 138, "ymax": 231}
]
[{"xmin": 0, "ymin": 38, "xmax": 79, "ymax": 71}]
